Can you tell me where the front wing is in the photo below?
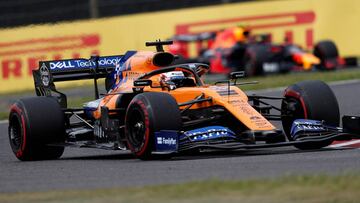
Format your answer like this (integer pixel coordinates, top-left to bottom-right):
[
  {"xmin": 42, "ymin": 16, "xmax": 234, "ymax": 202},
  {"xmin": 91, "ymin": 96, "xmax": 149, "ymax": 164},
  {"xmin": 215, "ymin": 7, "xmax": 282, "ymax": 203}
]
[{"xmin": 152, "ymin": 117, "xmax": 360, "ymax": 154}]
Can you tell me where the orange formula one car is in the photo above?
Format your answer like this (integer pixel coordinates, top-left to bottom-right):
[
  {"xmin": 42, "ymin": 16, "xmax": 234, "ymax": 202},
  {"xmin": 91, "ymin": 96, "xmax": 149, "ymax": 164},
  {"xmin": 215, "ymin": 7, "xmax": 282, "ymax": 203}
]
[{"xmin": 8, "ymin": 41, "xmax": 359, "ymax": 160}]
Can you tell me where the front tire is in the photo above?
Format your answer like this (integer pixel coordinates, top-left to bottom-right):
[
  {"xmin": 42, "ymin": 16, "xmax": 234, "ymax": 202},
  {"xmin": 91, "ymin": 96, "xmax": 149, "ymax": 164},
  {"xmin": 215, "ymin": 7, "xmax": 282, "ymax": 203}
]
[
  {"xmin": 125, "ymin": 92, "xmax": 181, "ymax": 160},
  {"xmin": 8, "ymin": 97, "xmax": 65, "ymax": 161},
  {"xmin": 313, "ymin": 40, "xmax": 340, "ymax": 70},
  {"xmin": 281, "ymin": 80, "xmax": 339, "ymax": 149}
]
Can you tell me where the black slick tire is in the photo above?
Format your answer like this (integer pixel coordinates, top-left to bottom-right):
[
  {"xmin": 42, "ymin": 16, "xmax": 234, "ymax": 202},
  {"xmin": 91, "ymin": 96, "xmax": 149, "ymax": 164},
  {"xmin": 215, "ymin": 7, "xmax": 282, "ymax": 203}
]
[
  {"xmin": 281, "ymin": 80, "xmax": 339, "ymax": 149},
  {"xmin": 8, "ymin": 97, "xmax": 66, "ymax": 161},
  {"xmin": 313, "ymin": 40, "xmax": 339, "ymax": 70},
  {"xmin": 125, "ymin": 92, "xmax": 181, "ymax": 160}
]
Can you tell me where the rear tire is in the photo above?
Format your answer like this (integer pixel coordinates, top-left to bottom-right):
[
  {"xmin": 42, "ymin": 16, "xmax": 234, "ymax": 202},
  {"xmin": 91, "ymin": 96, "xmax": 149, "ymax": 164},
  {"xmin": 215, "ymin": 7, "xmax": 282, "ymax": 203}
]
[
  {"xmin": 125, "ymin": 92, "xmax": 181, "ymax": 160},
  {"xmin": 8, "ymin": 97, "xmax": 65, "ymax": 161},
  {"xmin": 281, "ymin": 80, "xmax": 339, "ymax": 149}
]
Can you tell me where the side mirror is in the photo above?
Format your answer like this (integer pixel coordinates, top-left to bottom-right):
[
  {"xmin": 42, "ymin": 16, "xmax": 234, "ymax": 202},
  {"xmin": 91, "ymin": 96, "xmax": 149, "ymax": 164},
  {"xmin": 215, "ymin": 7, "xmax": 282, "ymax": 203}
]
[
  {"xmin": 230, "ymin": 71, "xmax": 245, "ymax": 80},
  {"xmin": 134, "ymin": 79, "xmax": 152, "ymax": 87}
]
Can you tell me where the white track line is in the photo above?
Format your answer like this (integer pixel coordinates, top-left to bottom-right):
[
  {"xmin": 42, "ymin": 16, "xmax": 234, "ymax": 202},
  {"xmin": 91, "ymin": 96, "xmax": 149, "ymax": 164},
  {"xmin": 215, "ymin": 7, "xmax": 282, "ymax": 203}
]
[
  {"xmin": 0, "ymin": 120, "xmax": 8, "ymax": 124},
  {"xmin": 329, "ymin": 79, "xmax": 360, "ymax": 86},
  {"xmin": 327, "ymin": 140, "xmax": 360, "ymax": 148}
]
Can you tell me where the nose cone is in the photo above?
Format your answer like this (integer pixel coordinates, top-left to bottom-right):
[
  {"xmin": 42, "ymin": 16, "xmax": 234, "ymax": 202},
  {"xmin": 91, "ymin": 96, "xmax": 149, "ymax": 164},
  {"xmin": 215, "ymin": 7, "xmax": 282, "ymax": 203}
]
[{"xmin": 293, "ymin": 53, "xmax": 320, "ymax": 70}]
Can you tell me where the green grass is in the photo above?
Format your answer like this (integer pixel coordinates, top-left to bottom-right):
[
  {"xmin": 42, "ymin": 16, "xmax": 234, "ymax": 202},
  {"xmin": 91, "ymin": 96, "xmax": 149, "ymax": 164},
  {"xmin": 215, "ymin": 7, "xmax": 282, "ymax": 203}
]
[
  {"xmin": 67, "ymin": 96, "xmax": 94, "ymax": 108},
  {"xmin": 233, "ymin": 68, "xmax": 360, "ymax": 91},
  {"xmin": 0, "ymin": 111, "xmax": 8, "ymax": 120},
  {"xmin": 1, "ymin": 174, "xmax": 359, "ymax": 203}
]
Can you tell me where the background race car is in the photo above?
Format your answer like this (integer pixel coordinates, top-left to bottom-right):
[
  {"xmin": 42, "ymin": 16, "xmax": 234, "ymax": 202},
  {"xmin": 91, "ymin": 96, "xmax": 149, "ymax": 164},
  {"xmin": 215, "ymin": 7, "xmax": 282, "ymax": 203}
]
[{"xmin": 169, "ymin": 26, "xmax": 344, "ymax": 76}]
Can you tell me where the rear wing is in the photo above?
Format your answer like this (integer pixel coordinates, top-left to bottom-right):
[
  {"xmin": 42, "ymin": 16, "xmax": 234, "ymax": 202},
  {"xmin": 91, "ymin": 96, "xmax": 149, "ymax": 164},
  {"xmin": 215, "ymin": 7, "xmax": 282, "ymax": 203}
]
[
  {"xmin": 32, "ymin": 55, "xmax": 123, "ymax": 107},
  {"xmin": 171, "ymin": 32, "xmax": 216, "ymax": 42}
]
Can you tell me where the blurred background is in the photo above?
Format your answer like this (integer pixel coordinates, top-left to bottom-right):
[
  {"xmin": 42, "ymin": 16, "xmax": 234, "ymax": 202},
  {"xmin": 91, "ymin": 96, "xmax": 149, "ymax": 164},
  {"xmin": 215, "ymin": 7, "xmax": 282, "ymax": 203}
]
[
  {"xmin": 0, "ymin": 0, "xmax": 250, "ymax": 27},
  {"xmin": 0, "ymin": 0, "xmax": 359, "ymax": 94}
]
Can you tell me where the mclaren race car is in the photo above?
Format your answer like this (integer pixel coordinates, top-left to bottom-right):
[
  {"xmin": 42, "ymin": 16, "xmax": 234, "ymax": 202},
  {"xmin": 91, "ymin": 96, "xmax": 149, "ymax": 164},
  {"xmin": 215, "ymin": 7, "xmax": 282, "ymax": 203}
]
[
  {"xmin": 169, "ymin": 26, "xmax": 344, "ymax": 76},
  {"xmin": 8, "ymin": 40, "xmax": 359, "ymax": 161}
]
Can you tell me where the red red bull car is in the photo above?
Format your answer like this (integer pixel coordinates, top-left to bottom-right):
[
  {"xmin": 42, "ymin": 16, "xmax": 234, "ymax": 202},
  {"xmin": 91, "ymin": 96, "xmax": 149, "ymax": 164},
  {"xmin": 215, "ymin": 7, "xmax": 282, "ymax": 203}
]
[
  {"xmin": 169, "ymin": 27, "xmax": 344, "ymax": 76},
  {"xmin": 8, "ymin": 40, "xmax": 358, "ymax": 161}
]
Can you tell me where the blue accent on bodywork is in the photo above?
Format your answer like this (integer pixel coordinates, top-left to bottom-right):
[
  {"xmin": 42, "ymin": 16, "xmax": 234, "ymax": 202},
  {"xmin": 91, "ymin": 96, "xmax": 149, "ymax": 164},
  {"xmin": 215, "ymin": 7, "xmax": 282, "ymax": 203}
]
[
  {"xmin": 121, "ymin": 51, "xmax": 137, "ymax": 64},
  {"xmin": 126, "ymin": 60, "xmax": 132, "ymax": 71},
  {"xmin": 83, "ymin": 99, "xmax": 102, "ymax": 119},
  {"xmin": 290, "ymin": 119, "xmax": 327, "ymax": 140},
  {"xmin": 116, "ymin": 51, "xmax": 136, "ymax": 72},
  {"xmin": 106, "ymin": 51, "xmax": 137, "ymax": 89},
  {"xmin": 153, "ymin": 126, "xmax": 238, "ymax": 153},
  {"xmin": 154, "ymin": 130, "xmax": 178, "ymax": 153},
  {"xmin": 181, "ymin": 126, "xmax": 237, "ymax": 142},
  {"xmin": 106, "ymin": 51, "xmax": 136, "ymax": 90}
]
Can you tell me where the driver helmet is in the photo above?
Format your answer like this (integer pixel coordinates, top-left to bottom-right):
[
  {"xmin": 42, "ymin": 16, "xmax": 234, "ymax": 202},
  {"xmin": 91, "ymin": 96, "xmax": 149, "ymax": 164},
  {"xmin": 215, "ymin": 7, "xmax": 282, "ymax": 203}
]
[
  {"xmin": 233, "ymin": 26, "xmax": 250, "ymax": 42},
  {"xmin": 160, "ymin": 71, "xmax": 193, "ymax": 90},
  {"xmin": 160, "ymin": 71, "xmax": 186, "ymax": 90}
]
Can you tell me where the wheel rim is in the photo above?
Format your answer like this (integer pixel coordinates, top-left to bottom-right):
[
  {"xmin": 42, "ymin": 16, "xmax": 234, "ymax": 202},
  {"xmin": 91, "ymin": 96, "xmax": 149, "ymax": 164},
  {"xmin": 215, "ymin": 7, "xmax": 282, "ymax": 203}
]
[
  {"xmin": 9, "ymin": 114, "xmax": 23, "ymax": 150},
  {"xmin": 127, "ymin": 108, "xmax": 146, "ymax": 150}
]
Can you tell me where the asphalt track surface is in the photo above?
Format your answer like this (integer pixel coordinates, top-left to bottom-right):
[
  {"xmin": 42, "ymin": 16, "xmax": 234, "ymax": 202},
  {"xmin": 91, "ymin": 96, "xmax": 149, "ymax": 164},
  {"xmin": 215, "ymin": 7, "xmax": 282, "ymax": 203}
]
[{"xmin": 1, "ymin": 81, "xmax": 360, "ymax": 193}]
